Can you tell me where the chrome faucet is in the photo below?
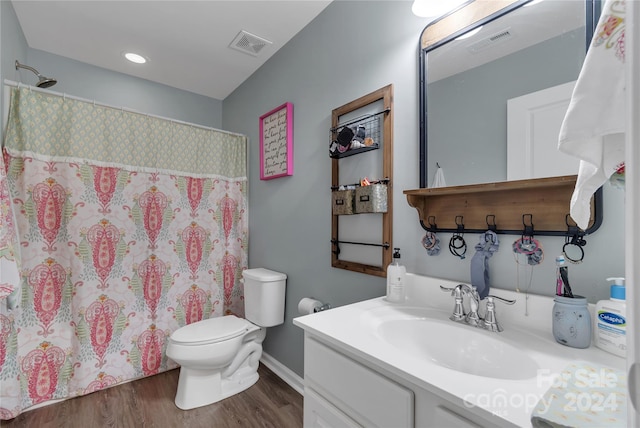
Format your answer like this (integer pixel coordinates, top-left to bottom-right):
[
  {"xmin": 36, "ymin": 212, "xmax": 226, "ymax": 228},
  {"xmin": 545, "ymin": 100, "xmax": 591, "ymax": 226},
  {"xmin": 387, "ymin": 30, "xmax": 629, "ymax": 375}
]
[{"xmin": 440, "ymin": 284, "xmax": 515, "ymax": 332}]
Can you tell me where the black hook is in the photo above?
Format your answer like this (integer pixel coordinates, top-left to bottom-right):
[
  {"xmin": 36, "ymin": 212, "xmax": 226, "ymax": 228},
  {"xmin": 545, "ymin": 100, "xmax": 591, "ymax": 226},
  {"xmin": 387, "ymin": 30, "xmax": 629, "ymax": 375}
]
[
  {"xmin": 565, "ymin": 214, "xmax": 587, "ymax": 247},
  {"xmin": 563, "ymin": 215, "xmax": 586, "ymax": 263},
  {"xmin": 522, "ymin": 214, "xmax": 534, "ymax": 238},
  {"xmin": 449, "ymin": 216, "xmax": 467, "ymax": 259},
  {"xmin": 486, "ymin": 214, "xmax": 497, "ymax": 232},
  {"xmin": 427, "ymin": 216, "xmax": 437, "ymax": 231}
]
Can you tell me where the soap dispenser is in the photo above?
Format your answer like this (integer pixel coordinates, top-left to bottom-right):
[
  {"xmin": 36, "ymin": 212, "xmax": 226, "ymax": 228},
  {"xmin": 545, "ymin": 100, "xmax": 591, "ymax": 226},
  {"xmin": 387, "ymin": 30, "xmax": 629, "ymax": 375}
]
[
  {"xmin": 594, "ymin": 277, "xmax": 626, "ymax": 357},
  {"xmin": 386, "ymin": 248, "xmax": 406, "ymax": 303}
]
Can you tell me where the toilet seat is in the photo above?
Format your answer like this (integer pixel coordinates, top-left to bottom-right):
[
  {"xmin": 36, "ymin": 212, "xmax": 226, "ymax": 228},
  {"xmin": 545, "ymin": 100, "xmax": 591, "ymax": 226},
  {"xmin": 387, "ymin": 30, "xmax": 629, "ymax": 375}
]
[{"xmin": 171, "ymin": 315, "xmax": 250, "ymax": 346}]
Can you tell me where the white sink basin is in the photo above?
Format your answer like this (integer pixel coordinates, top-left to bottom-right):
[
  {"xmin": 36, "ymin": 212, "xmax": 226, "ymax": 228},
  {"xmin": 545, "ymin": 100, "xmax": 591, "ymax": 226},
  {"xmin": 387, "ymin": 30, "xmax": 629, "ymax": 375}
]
[{"xmin": 369, "ymin": 307, "xmax": 540, "ymax": 380}]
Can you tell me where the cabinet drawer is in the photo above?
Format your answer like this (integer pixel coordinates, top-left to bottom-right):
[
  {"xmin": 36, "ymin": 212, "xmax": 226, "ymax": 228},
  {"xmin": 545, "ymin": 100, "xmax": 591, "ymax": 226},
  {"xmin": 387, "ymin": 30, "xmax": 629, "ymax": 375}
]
[
  {"xmin": 304, "ymin": 337, "xmax": 413, "ymax": 428},
  {"xmin": 304, "ymin": 387, "xmax": 361, "ymax": 428}
]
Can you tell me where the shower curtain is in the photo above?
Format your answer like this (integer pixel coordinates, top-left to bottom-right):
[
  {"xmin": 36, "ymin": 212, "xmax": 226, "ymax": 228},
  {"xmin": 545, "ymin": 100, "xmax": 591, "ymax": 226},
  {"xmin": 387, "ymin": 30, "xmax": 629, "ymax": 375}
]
[{"xmin": 0, "ymin": 86, "xmax": 248, "ymax": 419}]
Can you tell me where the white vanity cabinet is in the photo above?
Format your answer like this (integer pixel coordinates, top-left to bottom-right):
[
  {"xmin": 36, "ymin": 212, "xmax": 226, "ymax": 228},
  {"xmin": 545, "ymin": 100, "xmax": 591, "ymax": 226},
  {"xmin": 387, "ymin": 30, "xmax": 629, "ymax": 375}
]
[{"xmin": 302, "ymin": 334, "xmax": 501, "ymax": 428}]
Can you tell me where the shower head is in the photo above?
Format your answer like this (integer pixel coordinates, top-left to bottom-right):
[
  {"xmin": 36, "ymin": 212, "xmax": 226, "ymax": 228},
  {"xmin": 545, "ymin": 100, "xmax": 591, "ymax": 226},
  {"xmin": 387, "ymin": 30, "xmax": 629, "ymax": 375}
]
[{"xmin": 15, "ymin": 60, "xmax": 57, "ymax": 88}]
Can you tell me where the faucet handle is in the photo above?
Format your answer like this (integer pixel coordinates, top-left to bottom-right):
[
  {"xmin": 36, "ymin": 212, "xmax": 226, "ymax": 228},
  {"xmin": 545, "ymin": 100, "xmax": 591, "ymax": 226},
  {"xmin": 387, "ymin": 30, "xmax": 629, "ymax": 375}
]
[
  {"xmin": 486, "ymin": 295, "xmax": 516, "ymax": 305},
  {"xmin": 440, "ymin": 285, "xmax": 466, "ymax": 322},
  {"xmin": 440, "ymin": 285, "xmax": 462, "ymax": 298},
  {"xmin": 483, "ymin": 295, "xmax": 515, "ymax": 332}
]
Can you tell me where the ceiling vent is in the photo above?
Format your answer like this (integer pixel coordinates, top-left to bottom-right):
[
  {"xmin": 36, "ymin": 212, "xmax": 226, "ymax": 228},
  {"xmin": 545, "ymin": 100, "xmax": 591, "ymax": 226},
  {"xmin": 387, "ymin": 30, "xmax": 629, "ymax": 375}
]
[
  {"xmin": 229, "ymin": 30, "xmax": 273, "ymax": 57},
  {"xmin": 467, "ymin": 27, "xmax": 515, "ymax": 54}
]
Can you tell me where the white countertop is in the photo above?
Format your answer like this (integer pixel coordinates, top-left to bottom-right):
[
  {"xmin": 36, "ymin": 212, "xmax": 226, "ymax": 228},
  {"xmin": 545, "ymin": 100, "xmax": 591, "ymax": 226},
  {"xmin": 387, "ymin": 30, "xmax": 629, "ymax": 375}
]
[{"xmin": 293, "ymin": 274, "xmax": 626, "ymax": 427}]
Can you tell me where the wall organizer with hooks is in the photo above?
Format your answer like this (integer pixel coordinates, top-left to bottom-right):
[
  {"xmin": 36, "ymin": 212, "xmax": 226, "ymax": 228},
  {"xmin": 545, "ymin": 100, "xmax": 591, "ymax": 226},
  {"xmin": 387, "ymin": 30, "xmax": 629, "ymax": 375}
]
[
  {"xmin": 331, "ymin": 84, "xmax": 394, "ymax": 277},
  {"xmin": 403, "ymin": 175, "xmax": 603, "ymax": 237}
]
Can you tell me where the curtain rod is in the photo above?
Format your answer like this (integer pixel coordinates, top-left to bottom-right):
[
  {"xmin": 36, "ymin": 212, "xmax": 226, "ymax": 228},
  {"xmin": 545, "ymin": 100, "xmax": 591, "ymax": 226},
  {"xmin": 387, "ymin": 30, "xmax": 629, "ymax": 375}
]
[{"xmin": 3, "ymin": 79, "xmax": 246, "ymax": 139}]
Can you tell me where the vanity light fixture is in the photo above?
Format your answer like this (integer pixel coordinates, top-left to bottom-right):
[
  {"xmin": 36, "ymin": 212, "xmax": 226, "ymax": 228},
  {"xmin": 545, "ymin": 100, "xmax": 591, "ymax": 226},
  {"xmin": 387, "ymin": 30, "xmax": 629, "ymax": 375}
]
[
  {"xmin": 411, "ymin": 0, "xmax": 466, "ymax": 18},
  {"xmin": 124, "ymin": 52, "xmax": 147, "ymax": 64}
]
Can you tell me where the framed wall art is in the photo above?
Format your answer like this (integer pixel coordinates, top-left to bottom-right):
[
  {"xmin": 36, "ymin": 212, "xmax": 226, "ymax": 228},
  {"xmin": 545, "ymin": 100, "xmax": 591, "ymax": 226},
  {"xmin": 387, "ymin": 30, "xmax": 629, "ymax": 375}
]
[{"xmin": 259, "ymin": 102, "xmax": 293, "ymax": 180}]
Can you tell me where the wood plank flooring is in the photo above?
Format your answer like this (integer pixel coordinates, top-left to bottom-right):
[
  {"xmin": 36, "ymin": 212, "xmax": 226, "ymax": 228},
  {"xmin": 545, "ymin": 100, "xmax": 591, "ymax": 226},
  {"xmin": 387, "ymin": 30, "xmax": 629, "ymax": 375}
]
[{"xmin": 1, "ymin": 364, "xmax": 303, "ymax": 428}]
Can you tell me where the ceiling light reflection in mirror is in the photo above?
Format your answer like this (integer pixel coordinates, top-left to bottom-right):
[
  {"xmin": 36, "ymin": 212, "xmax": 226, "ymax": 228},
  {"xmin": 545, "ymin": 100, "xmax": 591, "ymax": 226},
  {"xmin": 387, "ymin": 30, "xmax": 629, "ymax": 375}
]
[{"xmin": 412, "ymin": 0, "xmax": 467, "ymax": 18}]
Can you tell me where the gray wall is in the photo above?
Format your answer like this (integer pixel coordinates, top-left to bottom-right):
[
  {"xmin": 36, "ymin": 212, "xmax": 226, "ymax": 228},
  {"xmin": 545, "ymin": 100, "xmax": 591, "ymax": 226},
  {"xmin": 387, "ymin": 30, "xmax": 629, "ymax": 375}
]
[
  {"xmin": 23, "ymin": 50, "xmax": 223, "ymax": 128},
  {"xmin": 223, "ymin": 0, "xmax": 625, "ymax": 378},
  {"xmin": 1, "ymin": 0, "xmax": 28, "ymax": 120},
  {"xmin": 223, "ymin": 1, "xmax": 427, "ymax": 376}
]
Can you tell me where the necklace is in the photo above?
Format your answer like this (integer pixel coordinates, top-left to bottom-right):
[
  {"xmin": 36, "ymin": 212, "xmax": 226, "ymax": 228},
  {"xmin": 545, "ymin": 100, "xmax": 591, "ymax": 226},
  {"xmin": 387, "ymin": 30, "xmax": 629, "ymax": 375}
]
[{"xmin": 514, "ymin": 251, "xmax": 535, "ymax": 316}]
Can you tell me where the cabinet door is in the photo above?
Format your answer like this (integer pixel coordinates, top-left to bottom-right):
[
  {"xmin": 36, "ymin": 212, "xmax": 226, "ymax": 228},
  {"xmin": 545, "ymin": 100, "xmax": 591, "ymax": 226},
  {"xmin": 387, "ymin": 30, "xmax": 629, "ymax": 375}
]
[
  {"xmin": 305, "ymin": 337, "xmax": 413, "ymax": 428},
  {"xmin": 304, "ymin": 387, "xmax": 361, "ymax": 428}
]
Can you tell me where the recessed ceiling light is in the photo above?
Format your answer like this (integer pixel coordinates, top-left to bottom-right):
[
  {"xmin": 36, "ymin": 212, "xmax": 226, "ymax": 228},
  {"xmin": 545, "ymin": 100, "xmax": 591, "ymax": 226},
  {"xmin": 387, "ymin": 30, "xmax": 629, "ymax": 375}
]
[
  {"xmin": 456, "ymin": 26, "xmax": 483, "ymax": 41},
  {"xmin": 124, "ymin": 52, "xmax": 147, "ymax": 64}
]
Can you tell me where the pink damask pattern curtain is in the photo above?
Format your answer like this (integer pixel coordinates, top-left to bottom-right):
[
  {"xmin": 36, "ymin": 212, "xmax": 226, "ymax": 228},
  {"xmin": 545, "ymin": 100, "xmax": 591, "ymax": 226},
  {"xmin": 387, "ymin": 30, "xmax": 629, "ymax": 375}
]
[{"xmin": 0, "ymin": 87, "xmax": 248, "ymax": 419}]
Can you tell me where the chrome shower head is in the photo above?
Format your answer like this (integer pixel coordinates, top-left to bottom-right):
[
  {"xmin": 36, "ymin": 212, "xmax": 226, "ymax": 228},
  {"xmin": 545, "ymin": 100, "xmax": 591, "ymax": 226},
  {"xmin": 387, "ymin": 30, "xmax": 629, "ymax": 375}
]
[{"xmin": 15, "ymin": 60, "xmax": 57, "ymax": 88}]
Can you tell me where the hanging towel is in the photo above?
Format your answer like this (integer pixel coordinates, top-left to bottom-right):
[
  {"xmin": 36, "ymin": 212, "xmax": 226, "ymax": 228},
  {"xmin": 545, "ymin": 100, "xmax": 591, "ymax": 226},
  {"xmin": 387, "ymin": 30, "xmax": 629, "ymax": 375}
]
[
  {"xmin": 470, "ymin": 231, "xmax": 499, "ymax": 299},
  {"xmin": 557, "ymin": 0, "xmax": 626, "ymax": 230},
  {"xmin": 431, "ymin": 164, "xmax": 447, "ymax": 188},
  {"xmin": 531, "ymin": 362, "xmax": 627, "ymax": 427}
]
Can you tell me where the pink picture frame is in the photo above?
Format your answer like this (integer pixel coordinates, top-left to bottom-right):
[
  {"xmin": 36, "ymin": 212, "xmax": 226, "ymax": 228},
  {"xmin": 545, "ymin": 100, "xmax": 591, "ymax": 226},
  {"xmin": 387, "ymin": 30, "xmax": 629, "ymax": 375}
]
[{"xmin": 259, "ymin": 102, "xmax": 294, "ymax": 180}]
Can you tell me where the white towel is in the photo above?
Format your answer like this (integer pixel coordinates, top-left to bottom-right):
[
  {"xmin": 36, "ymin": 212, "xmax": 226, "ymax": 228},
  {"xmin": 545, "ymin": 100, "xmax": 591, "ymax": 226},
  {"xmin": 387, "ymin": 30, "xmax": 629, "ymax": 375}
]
[
  {"xmin": 558, "ymin": 0, "xmax": 626, "ymax": 230},
  {"xmin": 431, "ymin": 165, "xmax": 447, "ymax": 188}
]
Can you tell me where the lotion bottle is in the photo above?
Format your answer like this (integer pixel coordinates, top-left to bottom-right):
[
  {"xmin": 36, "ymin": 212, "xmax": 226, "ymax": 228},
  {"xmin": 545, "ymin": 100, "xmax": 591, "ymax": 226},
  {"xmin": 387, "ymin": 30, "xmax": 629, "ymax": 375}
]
[
  {"xmin": 386, "ymin": 248, "xmax": 406, "ymax": 303},
  {"xmin": 594, "ymin": 277, "xmax": 626, "ymax": 358}
]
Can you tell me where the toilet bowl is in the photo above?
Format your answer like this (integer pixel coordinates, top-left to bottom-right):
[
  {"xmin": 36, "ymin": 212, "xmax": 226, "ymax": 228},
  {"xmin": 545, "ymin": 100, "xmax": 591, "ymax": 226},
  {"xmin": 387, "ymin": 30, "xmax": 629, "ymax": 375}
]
[{"xmin": 166, "ymin": 268, "xmax": 286, "ymax": 410}]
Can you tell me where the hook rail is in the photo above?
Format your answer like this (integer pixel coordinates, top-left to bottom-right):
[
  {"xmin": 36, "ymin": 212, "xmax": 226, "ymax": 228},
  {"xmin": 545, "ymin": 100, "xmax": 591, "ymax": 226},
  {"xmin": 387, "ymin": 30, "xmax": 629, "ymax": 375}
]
[
  {"xmin": 404, "ymin": 175, "xmax": 602, "ymax": 237},
  {"xmin": 419, "ymin": 213, "xmax": 581, "ymax": 237}
]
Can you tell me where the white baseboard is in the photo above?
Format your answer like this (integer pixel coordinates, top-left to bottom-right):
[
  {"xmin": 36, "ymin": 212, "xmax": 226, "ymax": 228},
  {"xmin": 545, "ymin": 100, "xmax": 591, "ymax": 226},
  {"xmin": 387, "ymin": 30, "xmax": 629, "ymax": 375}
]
[{"xmin": 260, "ymin": 352, "xmax": 304, "ymax": 396}]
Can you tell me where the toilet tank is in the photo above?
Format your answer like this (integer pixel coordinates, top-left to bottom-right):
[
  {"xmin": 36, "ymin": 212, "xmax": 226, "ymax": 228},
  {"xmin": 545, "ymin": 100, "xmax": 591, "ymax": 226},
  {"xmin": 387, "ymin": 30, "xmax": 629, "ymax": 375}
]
[{"xmin": 242, "ymin": 268, "xmax": 287, "ymax": 327}]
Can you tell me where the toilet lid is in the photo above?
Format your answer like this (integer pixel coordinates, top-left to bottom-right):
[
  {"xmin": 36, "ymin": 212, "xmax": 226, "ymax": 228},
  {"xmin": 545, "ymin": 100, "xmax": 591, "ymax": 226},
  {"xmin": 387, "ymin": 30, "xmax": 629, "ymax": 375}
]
[{"xmin": 171, "ymin": 315, "xmax": 250, "ymax": 345}]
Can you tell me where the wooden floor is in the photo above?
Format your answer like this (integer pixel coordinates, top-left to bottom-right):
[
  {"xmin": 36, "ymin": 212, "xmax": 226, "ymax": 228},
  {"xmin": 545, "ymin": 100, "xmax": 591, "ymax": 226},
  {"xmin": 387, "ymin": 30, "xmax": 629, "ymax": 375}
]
[{"xmin": 1, "ymin": 364, "xmax": 303, "ymax": 428}]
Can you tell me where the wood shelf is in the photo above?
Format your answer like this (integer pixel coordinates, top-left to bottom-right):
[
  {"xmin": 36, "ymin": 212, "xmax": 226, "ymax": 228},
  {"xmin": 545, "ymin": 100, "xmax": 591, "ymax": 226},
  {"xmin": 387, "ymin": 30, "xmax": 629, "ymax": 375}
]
[
  {"xmin": 330, "ymin": 144, "xmax": 379, "ymax": 159},
  {"xmin": 404, "ymin": 175, "xmax": 596, "ymax": 235}
]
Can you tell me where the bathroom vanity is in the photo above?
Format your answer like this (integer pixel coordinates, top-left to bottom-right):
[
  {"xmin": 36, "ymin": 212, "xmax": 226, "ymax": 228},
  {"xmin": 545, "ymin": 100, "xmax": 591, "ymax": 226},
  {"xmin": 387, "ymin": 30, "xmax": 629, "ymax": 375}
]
[{"xmin": 293, "ymin": 274, "xmax": 625, "ymax": 427}]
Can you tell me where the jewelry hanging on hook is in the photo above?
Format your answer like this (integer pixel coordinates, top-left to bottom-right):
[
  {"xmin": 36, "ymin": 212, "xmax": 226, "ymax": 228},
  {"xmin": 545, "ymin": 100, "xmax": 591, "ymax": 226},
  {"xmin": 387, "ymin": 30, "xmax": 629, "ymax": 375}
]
[
  {"xmin": 449, "ymin": 215, "xmax": 467, "ymax": 259},
  {"xmin": 563, "ymin": 214, "xmax": 586, "ymax": 263}
]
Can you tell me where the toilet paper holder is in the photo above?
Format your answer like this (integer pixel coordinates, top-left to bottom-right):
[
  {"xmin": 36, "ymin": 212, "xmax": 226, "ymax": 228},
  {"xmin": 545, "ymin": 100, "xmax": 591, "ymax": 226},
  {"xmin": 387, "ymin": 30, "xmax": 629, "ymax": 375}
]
[
  {"xmin": 298, "ymin": 297, "xmax": 332, "ymax": 315},
  {"xmin": 314, "ymin": 302, "xmax": 332, "ymax": 312}
]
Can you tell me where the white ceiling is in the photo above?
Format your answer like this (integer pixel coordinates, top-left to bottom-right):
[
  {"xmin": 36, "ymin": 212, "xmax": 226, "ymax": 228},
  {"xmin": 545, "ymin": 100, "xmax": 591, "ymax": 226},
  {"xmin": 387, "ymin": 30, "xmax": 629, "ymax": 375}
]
[{"xmin": 11, "ymin": 0, "xmax": 333, "ymax": 100}]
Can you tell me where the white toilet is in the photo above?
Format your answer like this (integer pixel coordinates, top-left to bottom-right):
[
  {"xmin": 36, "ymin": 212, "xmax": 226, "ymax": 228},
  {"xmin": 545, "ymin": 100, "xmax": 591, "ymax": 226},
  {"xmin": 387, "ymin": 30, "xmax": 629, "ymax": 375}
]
[{"xmin": 166, "ymin": 268, "xmax": 287, "ymax": 410}]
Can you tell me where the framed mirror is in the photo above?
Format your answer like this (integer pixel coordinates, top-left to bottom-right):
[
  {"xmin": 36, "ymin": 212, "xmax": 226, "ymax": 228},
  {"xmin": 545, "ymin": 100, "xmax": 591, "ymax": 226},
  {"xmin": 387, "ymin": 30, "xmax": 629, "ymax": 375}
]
[{"xmin": 418, "ymin": 0, "xmax": 603, "ymax": 234}]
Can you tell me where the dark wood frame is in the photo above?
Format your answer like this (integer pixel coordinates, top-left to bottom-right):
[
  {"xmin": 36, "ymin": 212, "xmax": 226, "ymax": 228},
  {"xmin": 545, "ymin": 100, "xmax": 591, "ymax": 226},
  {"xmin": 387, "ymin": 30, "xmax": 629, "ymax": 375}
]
[{"xmin": 413, "ymin": 0, "xmax": 603, "ymax": 236}]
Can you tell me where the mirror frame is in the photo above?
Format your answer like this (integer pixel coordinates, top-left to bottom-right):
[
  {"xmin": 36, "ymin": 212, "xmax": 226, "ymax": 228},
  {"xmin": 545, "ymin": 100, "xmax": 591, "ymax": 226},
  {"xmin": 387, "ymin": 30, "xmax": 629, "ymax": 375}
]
[{"xmin": 418, "ymin": 0, "xmax": 603, "ymax": 235}]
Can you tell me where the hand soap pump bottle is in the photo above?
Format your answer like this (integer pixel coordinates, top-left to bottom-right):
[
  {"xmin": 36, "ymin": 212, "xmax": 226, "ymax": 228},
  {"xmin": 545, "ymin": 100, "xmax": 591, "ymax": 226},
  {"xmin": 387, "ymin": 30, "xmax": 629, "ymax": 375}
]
[
  {"xmin": 386, "ymin": 248, "xmax": 406, "ymax": 303},
  {"xmin": 595, "ymin": 277, "xmax": 626, "ymax": 357}
]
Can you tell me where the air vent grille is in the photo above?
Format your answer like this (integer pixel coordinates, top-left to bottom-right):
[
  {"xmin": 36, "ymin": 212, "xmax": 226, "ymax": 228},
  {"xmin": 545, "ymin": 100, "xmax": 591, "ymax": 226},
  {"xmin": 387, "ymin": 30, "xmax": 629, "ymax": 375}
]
[
  {"xmin": 467, "ymin": 27, "xmax": 514, "ymax": 54},
  {"xmin": 229, "ymin": 30, "xmax": 272, "ymax": 57}
]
